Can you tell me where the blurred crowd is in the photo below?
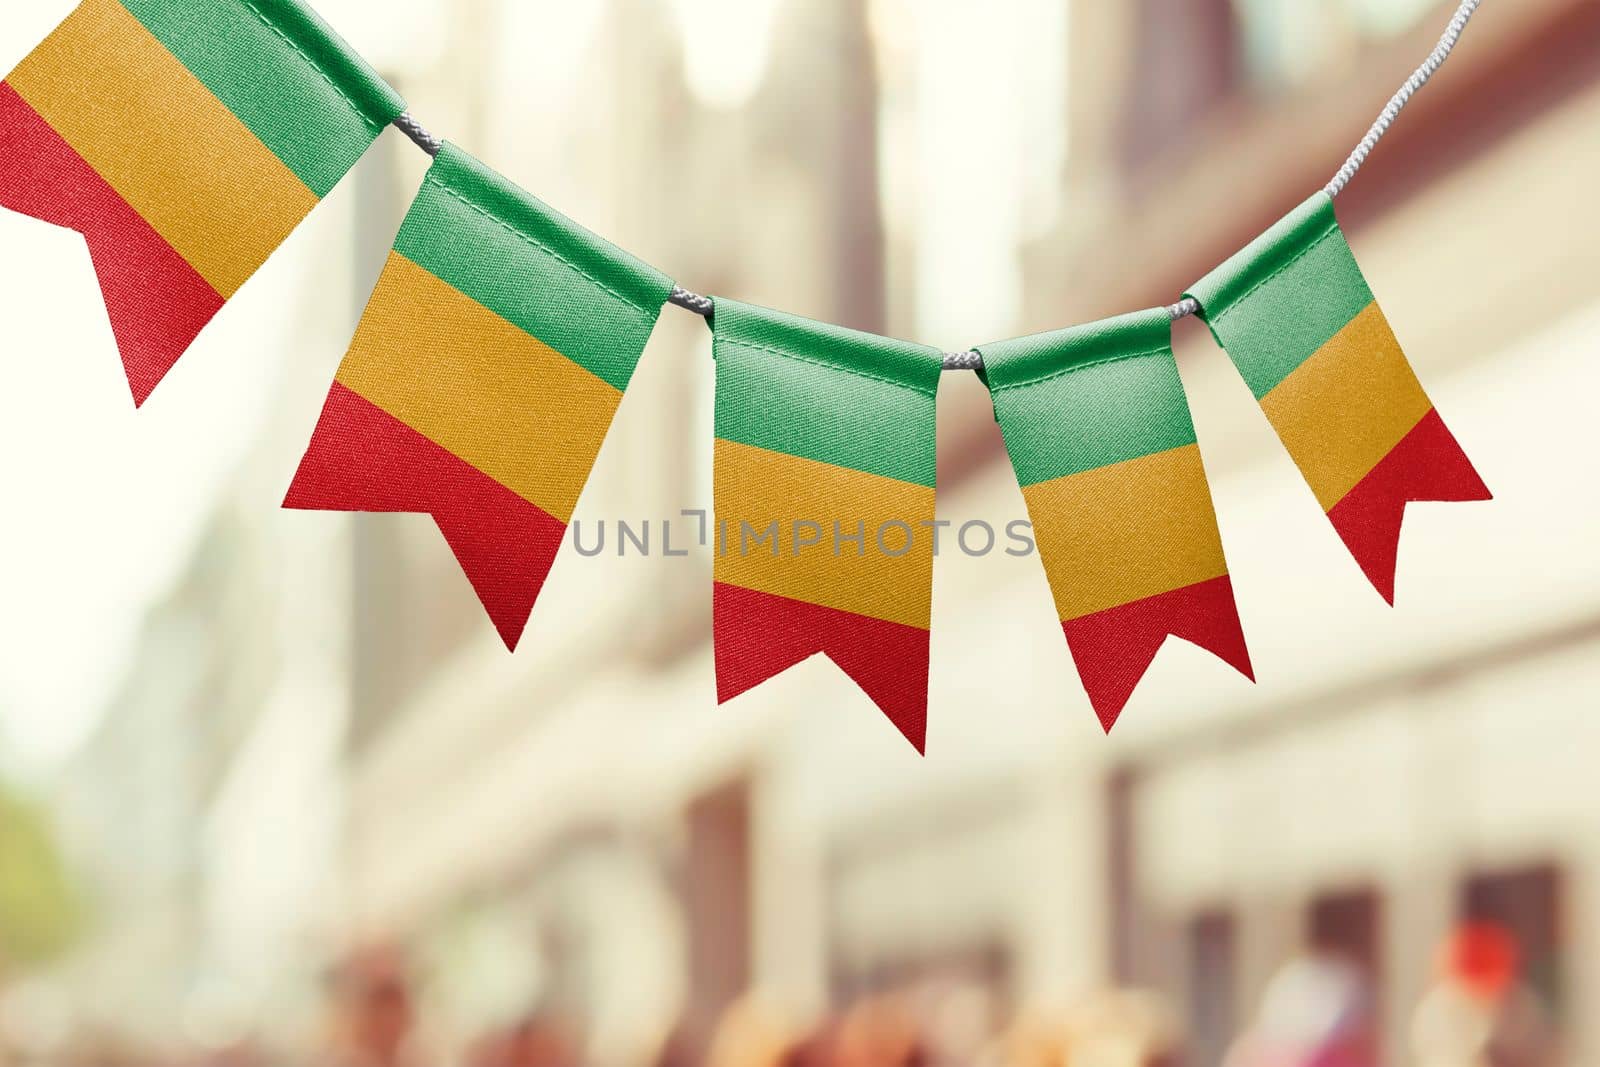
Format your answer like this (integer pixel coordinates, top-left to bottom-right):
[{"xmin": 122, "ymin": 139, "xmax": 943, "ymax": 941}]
[{"xmin": 0, "ymin": 922, "xmax": 1559, "ymax": 1067}]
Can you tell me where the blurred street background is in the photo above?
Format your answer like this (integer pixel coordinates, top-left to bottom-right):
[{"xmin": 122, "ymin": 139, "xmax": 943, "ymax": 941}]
[{"xmin": 2, "ymin": 0, "xmax": 1599, "ymax": 1063}]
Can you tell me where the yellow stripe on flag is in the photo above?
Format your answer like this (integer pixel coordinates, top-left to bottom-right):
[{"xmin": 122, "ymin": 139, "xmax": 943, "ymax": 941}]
[
  {"xmin": 1023, "ymin": 444, "xmax": 1229, "ymax": 622},
  {"xmin": 1260, "ymin": 301, "xmax": 1434, "ymax": 510},
  {"xmin": 6, "ymin": 0, "xmax": 316, "ymax": 296},
  {"xmin": 714, "ymin": 439, "xmax": 934, "ymax": 629},
  {"xmin": 336, "ymin": 252, "xmax": 625, "ymax": 523}
]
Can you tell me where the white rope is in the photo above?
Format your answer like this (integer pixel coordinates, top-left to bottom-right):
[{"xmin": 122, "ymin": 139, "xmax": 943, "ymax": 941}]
[
  {"xmin": 667, "ymin": 287, "xmax": 714, "ymax": 316},
  {"xmin": 390, "ymin": 0, "xmax": 1487, "ymax": 364},
  {"xmin": 394, "ymin": 112, "xmax": 442, "ymax": 156},
  {"xmin": 1326, "ymin": 0, "xmax": 1484, "ymax": 198}
]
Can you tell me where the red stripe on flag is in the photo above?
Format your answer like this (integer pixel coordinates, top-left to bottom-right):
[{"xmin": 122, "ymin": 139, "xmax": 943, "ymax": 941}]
[
  {"xmin": 713, "ymin": 581, "xmax": 930, "ymax": 754},
  {"xmin": 286, "ymin": 382, "xmax": 567, "ymax": 651},
  {"xmin": 1062, "ymin": 574, "xmax": 1254, "ymax": 734},
  {"xmin": 1327, "ymin": 408, "xmax": 1492, "ymax": 605},
  {"xmin": 0, "ymin": 82, "xmax": 224, "ymax": 406}
]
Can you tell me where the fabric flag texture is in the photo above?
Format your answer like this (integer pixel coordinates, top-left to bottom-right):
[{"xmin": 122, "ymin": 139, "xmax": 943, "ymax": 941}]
[
  {"xmin": 978, "ymin": 309, "xmax": 1253, "ymax": 732},
  {"xmin": 286, "ymin": 143, "xmax": 674, "ymax": 651},
  {"xmin": 0, "ymin": 0, "xmax": 404, "ymax": 405},
  {"xmin": 1187, "ymin": 192, "xmax": 1491, "ymax": 603},
  {"xmin": 712, "ymin": 301, "xmax": 942, "ymax": 753}
]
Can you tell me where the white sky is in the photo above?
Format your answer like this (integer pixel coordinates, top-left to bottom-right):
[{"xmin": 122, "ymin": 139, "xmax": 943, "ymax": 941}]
[
  {"xmin": 667, "ymin": 0, "xmax": 786, "ymax": 109},
  {"xmin": 885, "ymin": 0, "xmax": 1068, "ymax": 344},
  {"xmin": 0, "ymin": 208, "xmax": 293, "ymax": 773}
]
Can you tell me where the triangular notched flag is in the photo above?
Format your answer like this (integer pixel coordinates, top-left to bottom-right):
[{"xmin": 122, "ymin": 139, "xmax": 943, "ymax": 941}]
[
  {"xmin": 977, "ymin": 309, "xmax": 1254, "ymax": 732},
  {"xmin": 0, "ymin": 0, "xmax": 404, "ymax": 404},
  {"xmin": 286, "ymin": 144, "xmax": 674, "ymax": 651},
  {"xmin": 712, "ymin": 300, "xmax": 943, "ymax": 753},
  {"xmin": 1187, "ymin": 192, "xmax": 1491, "ymax": 603}
]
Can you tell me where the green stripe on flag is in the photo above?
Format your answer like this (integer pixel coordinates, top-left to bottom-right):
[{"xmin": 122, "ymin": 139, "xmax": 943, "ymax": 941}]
[
  {"xmin": 394, "ymin": 144, "xmax": 674, "ymax": 392},
  {"xmin": 713, "ymin": 300, "xmax": 941, "ymax": 487},
  {"xmin": 1187, "ymin": 192, "xmax": 1374, "ymax": 399},
  {"xmin": 979, "ymin": 308, "xmax": 1195, "ymax": 486},
  {"xmin": 119, "ymin": 0, "xmax": 404, "ymax": 197}
]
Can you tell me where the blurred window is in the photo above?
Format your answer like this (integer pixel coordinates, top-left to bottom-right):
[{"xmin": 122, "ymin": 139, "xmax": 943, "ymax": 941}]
[
  {"xmin": 1307, "ymin": 887, "xmax": 1384, "ymax": 1057},
  {"xmin": 1233, "ymin": 0, "xmax": 1443, "ymax": 89},
  {"xmin": 1461, "ymin": 865, "xmax": 1565, "ymax": 1015},
  {"xmin": 1186, "ymin": 910, "xmax": 1237, "ymax": 1067},
  {"xmin": 682, "ymin": 780, "xmax": 754, "ymax": 1056},
  {"xmin": 1343, "ymin": 0, "xmax": 1451, "ymax": 37},
  {"xmin": 1120, "ymin": 0, "xmax": 1242, "ymax": 170},
  {"xmin": 1107, "ymin": 769, "xmax": 1140, "ymax": 984}
]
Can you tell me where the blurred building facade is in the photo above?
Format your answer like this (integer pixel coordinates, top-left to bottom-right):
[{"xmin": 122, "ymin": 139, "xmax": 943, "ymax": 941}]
[
  {"xmin": 5, "ymin": 0, "xmax": 1600, "ymax": 1063},
  {"xmin": 1023, "ymin": 2, "xmax": 1600, "ymax": 1065}
]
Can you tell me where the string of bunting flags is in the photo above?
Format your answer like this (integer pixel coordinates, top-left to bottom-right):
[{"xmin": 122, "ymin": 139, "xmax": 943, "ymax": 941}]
[{"xmin": 0, "ymin": 0, "xmax": 1493, "ymax": 751}]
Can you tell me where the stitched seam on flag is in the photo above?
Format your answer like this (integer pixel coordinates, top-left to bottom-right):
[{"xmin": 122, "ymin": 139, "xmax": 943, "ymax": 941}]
[
  {"xmin": 424, "ymin": 176, "xmax": 658, "ymax": 321},
  {"xmin": 236, "ymin": 0, "xmax": 380, "ymax": 132},
  {"xmin": 726, "ymin": 340, "xmax": 938, "ymax": 396},
  {"xmin": 1209, "ymin": 222, "xmax": 1342, "ymax": 325},
  {"xmin": 985, "ymin": 346, "xmax": 1173, "ymax": 395}
]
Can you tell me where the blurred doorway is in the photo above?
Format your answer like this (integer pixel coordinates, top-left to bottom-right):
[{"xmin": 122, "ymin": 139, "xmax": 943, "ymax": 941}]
[
  {"xmin": 1461, "ymin": 864, "xmax": 1565, "ymax": 1017},
  {"xmin": 1186, "ymin": 909, "xmax": 1238, "ymax": 1067},
  {"xmin": 1308, "ymin": 886, "xmax": 1383, "ymax": 991},
  {"xmin": 681, "ymin": 779, "xmax": 754, "ymax": 1056}
]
